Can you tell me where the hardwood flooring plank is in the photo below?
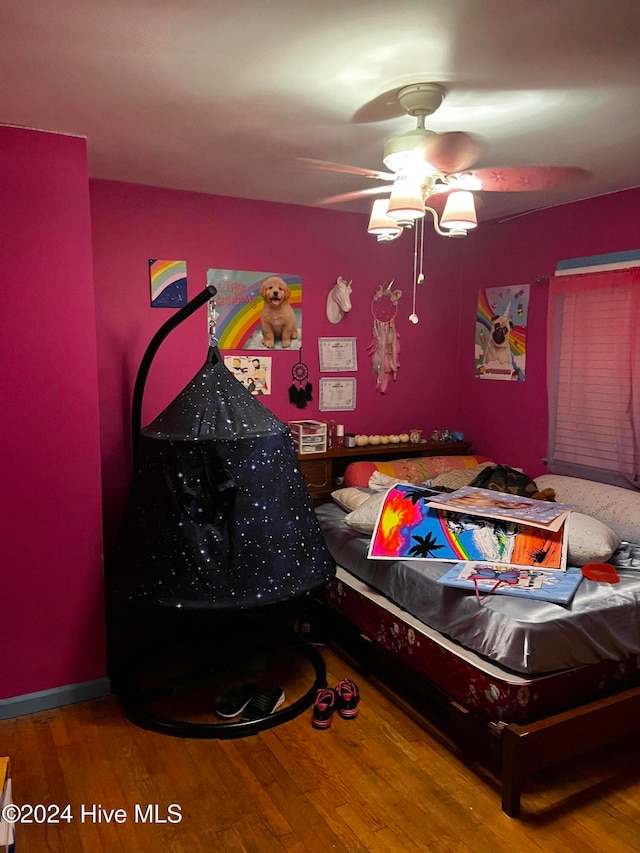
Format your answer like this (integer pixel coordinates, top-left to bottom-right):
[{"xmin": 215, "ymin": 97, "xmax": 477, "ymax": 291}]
[
  {"xmin": 218, "ymin": 740, "xmax": 294, "ymax": 838},
  {"xmin": 2, "ymin": 647, "xmax": 640, "ymax": 851}
]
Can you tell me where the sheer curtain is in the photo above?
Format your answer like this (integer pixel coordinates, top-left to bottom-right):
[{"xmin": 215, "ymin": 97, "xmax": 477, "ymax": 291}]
[{"xmin": 547, "ymin": 266, "xmax": 640, "ymax": 489}]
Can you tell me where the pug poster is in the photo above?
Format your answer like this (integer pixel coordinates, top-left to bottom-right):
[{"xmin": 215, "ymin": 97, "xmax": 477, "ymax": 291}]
[{"xmin": 475, "ymin": 284, "xmax": 529, "ymax": 381}]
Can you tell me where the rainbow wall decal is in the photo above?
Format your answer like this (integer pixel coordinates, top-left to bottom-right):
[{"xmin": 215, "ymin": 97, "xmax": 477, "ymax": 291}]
[
  {"xmin": 149, "ymin": 259, "xmax": 188, "ymax": 308},
  {"xmin": 206, "ymin": 269, "xmax": 302, "ymax": 350}
]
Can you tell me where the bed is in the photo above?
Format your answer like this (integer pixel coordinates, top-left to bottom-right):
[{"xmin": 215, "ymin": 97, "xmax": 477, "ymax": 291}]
[{"xmin": 312, "ymin": 454, "xmax": 640, "ymax": 816}]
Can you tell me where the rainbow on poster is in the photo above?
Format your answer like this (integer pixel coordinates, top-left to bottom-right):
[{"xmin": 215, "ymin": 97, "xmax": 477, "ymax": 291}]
[
  {"xmin": 475, "ymin": 283, "xmax": 529, "ymax": 381},
  {"xmin": 206, "ymin": 269, "xmax": 302, "ymax": 350},
  {"xmin": 149, "ymin": 259, "xmax": 188, "ymax": 308},
  {"xmin": 369, "ymin": 488, "xmax": 475, "ymax": 561}
]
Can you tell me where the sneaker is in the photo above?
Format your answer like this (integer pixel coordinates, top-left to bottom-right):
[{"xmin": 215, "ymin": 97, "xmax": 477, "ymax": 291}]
[
  {"xmin": 215, "ymin": 683, "xmax": 259, "ymax": 719},
  {"xmin": 240, "ymin": 688, "xmax": 286, "ymax": 722},
  {"xmin": 312, "ymin": 687, "xmax": 337, "ymax": 730},
  {"xmin": 335, "ymin": 678, "xmax": 360, "ymax": 719}
]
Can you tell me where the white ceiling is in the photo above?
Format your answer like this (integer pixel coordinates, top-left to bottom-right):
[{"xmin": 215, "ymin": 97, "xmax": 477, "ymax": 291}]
[{"xmin": 3, "ymin": 0, "xmax": 640, "ymax": 223}]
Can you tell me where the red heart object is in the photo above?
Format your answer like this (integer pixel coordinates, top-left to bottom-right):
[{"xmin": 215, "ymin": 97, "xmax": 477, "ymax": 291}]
[{"xmin": 581, "ymin": 563, "xmax": 620, "ymax": 584}]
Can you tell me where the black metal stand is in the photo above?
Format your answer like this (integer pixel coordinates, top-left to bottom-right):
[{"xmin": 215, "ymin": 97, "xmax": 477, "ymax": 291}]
[
  {"xmin": 110, "ymin": 285, "xmax": 327, "ymax": 737},
  {"xmin": 130, "ymin": 284, "xmax": 217, "ymax": 453},
  {"xmin": 118, "ymin": 632, "xmax": 326, "ymax": 739}
]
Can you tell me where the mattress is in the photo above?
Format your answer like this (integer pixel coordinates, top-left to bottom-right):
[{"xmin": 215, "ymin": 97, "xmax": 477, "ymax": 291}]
[
  {"xmin": 316, "ymin": 502, "xmax": 640, "ymax": 676},
  {"xmin": 322, "ymin": 566, "xmax": 640, "ymax": 725}
]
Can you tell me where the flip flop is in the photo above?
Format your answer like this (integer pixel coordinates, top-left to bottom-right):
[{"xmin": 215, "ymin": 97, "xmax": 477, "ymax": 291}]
[
  {"xmin": 215, "ymin": 683, "xmax": 259, "ymax": 719},
  {"xmin": 240, "ymin": 688, "xmax": 285, "ymax": 722},
  {"xmin": 581, "ymin": 563, "xmax": 620, "ymax": 584}
]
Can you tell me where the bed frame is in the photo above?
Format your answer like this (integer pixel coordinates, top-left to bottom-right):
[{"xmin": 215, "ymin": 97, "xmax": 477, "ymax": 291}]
[
  {"xmin": 314, "ymin": 568, "xmax": 640, "ymax": 818},
  {"xmin": 500, "ymin": 687, "xmax": 640, "ymax": 816},
  {"xmin": 310, "ymin": 449, "xmax": 640, "ymax": 815}
]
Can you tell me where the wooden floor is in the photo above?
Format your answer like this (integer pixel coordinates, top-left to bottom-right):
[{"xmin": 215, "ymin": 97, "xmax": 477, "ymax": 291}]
[{"xmin": 2, "ymin": 644, "xmax": 640, "ymax": 852}]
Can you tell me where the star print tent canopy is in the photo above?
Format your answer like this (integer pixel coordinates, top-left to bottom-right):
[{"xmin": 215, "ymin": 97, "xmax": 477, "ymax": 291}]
[{"xmin": 108, "ymin": 346, "xmax": 335, "ymax": 611}]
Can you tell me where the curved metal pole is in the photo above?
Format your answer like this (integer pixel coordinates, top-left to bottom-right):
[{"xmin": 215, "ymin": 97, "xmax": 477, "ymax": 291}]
[{"xmin": 131, "ymin": 284, "xmax": 217, "ymax": 454}]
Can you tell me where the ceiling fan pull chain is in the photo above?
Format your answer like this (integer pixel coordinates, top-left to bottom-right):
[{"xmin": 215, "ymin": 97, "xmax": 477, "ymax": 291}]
[
  {"xmin": 409, "ymin": 218, "xmax": 424, "ymax": 325},
  {"xmin": 413, "ymin": 223, "xmax": 419, "ymax": 291}
]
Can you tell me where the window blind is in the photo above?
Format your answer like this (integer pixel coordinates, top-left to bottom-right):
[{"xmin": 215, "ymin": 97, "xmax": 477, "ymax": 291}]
[{"xmin": 547, "ymin": 267, "xmax": 640, "ymax": 488}]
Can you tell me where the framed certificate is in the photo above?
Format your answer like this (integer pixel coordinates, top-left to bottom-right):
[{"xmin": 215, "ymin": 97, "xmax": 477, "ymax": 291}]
[
  {"xmin": 319, "ymin": 378, "xmax": 357, "ymax": 411},
  {"xmin": 318, "ymin": 337, "xmax": 357, "ymax": 372}
]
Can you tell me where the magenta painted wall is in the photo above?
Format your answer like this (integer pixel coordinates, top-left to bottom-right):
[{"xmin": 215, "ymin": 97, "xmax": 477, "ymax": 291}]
[
  {"xmin": 89, "ymin": 179, "xmax": 640, "ymax": 556},
  {"xmin": 446, "ymin": 187, "xmax": 640, "ymax": 478},
  {"xmin": 0, "ymin": 127, "xmax": 105, "ymax": 699},
  {"xmin": 4, "ymin": 124, "xmax": 639, "ymax": 704},
  {"xmin": 90, "ymin": 180, "xmax": 462, "ymax": 552}
]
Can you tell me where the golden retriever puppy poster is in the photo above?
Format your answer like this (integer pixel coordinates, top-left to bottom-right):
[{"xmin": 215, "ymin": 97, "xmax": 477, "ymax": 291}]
[{"xmin": 206, "ymin": 268, "xmax": 302, "ymax": 351}]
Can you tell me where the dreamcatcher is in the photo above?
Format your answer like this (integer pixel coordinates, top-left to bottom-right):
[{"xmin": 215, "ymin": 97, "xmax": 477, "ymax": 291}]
[
  {"xmin": 289, "ymin": 349, "xmax": 313, "ymax": 408},
  {"xmin": 367, "ymin": 282, "xmax": 402, "ymax": 394}
]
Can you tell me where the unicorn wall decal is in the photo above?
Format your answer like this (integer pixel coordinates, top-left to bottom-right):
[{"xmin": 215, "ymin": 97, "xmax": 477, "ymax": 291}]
[{"xmin": 326, "ymin": 276, "xmax": 353, "ymax": 324}]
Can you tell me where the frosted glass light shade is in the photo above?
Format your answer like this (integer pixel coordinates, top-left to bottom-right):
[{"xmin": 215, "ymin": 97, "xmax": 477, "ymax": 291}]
[
  {"xmin": 440, "ymin": 191, "xmax": 478, "ymax": 230},
  {"xmin": 386, "ymin": 177, "xmax": 425, "ymax": 225},
  {"xmin": 367, "ymin": 199, "xmax": 403, "ymax": 241}
]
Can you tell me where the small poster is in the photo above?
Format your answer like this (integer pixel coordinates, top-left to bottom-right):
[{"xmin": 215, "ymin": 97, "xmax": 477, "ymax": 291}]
[
  {"xmin": 149, "ymin": 259, "xmax": 188, "ymax": 308},
  {"xmin": 426, "ymin": 486, "xmax": 575, "ymax": 531},
  {"xmin": 319, "ymin": 378, "xmax": 357, "ymax": 411},
  {"xmin": 224, "ymin": 355, "xmax": 272, "ymax": 395},
  {"xmin": 318, "ymin": 338, "xmax": 358, "ymax": 372},
  {"xmin": 437, "ymin": 564, "xmax": 583, "ymax": 604},
  {"xmin": 475, "ymin": 284, "xmax": 529, "ymax": 381}
]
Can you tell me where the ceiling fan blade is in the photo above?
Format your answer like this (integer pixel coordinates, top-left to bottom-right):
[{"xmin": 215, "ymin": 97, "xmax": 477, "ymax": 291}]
[
  {"xmin": 301, "ymin": 158, "xmax": 395, "ymax": 181},
  {"xmin": 351, "ymin": 87, "xmax": 405, "ymax": 124},
  {"xmin": 465, "ymin": 166, "xmax": 591, "ymax": 192},
  {"xmin": 420, "ymin": 132, "xmax": 483, "ymax": 173},
  {"xmin": 318, "ymin": 186, "xmax": 392, "ymax": 206}
]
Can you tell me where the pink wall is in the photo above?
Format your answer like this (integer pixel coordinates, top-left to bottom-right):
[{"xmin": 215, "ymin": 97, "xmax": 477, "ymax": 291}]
[
  {"xmin": 90, "ymin": 179, "xmax": 640, "ymax": 554},
  {"xmin": 0, "ymin": 127, "xmax": 105, "ymax": 699},
  {"xmin": 90, "ymin": 180, "xmax": 462, "ymax": 551},
  {"xmin": 3, "ymin": 125, "xmax": 639, "ymax": 703},
  {"xmin": 446, "ymin": 187, "xmax": 640, "ymax": 478}
]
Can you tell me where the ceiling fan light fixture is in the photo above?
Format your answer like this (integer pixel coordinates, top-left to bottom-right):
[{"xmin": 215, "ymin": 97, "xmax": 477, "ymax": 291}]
[
  {"xmin": 386, "ymin": 177, "xmax": 425, "ymax": 226},
  {"xmin": 367, "ymin": 199, "xmax": 403, "ymax": 241},
  {"xmin": 382, "ymin": 128, "xmax": 435, "ymax": 175},
  {"xmin": 440, "ymin": 191, "xmax": 478, "ymax": 230}
]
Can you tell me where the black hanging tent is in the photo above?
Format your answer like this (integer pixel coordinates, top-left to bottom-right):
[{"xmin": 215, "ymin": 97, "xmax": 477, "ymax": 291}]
[{"xmin": 108, "ymin": 346, "xmax": 335, "ymax": 612}]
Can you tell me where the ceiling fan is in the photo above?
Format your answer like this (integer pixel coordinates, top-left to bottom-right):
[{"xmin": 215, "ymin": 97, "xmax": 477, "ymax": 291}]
[{"xmin": 306, "ymin": 82, "xmax": 589, "ymax": 241}]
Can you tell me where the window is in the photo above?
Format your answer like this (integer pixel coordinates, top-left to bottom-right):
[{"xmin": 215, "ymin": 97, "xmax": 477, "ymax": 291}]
[{"xmin": 547, "ymin": 266, "xmax": 640, "ymax": 489}]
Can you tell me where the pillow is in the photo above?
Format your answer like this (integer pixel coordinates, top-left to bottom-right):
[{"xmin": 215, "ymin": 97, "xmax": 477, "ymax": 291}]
[
  {"xmin": 368, "ymin": 471, "xmax": 412, "ymax": 490},
  {"xmin": 344, "ymin": 455, "xmax": 493, "ymax": 488},
  {"xmin": 343, "ymin": 461, "xmax": 378, "ymax": 487},
  {"xmin": 535, "ymin": 474, "xmax": 640, "ymax": 542},
  {"xmin": 340, "ymin": 485, "xmax": 622, "ymax": 565},
  {"xmin": 343, "ymin": 491, "xmax": 388, "ymax": 533},
  {"xmin": 428, "ymin": 462, "xmax": 496, "ymax": 492},
  {"xmin": 331, "ymin": 487, "xmax": 375, "ymax": 512},
  {"xmin": 565, "ymin": 512, "xmax": 621, "ymax": 567}
]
